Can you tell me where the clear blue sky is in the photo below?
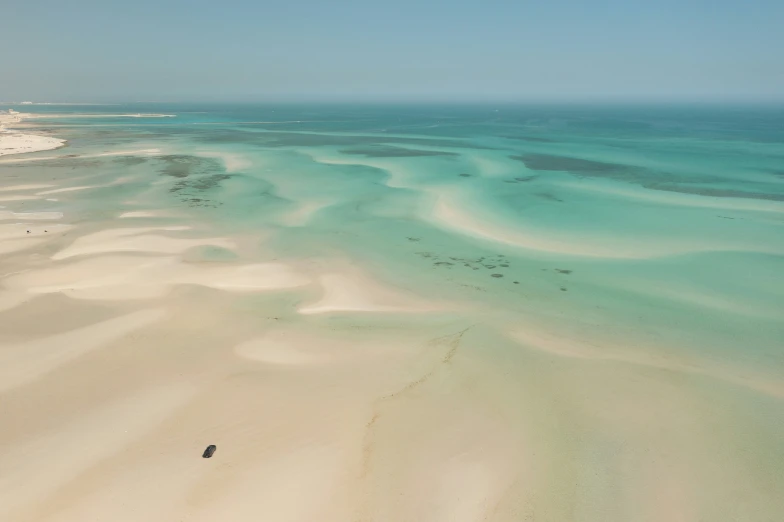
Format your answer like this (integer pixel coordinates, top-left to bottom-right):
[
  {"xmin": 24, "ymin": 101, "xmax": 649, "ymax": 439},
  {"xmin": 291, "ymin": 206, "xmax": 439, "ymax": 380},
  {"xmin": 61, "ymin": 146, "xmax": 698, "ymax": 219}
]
[{"xmin": 2, "ymin": 0, "xmax": 782, "ymax": 102}]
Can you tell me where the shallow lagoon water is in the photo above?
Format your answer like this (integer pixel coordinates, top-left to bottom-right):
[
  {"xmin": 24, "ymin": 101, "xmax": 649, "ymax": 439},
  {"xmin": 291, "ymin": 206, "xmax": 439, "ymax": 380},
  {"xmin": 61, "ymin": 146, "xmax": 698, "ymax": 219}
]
[{"xmin": 1, "ymin": 103, "xmax": 783, "ymax": 522}]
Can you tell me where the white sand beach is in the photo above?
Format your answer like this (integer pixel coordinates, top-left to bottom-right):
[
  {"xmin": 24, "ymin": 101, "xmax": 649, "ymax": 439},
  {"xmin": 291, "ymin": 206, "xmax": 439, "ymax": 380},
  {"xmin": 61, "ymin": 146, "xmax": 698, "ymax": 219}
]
[{"xmin": 0, "ymin": 110, "xmax": 66, "ymax": 157}]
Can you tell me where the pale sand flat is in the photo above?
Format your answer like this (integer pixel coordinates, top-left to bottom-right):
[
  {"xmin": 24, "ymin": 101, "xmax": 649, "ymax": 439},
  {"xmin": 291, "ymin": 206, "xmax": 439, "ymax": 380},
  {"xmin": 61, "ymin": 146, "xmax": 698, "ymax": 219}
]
[
  {"xmin": 535, "ymin": 371, "xmax": 705, "ymax": 521},
  {"xmin": 36, "ymin": 453, "xmax": 209, "ymax": 522},
  {"xmin": 0, "ymin": 291, "xmax": 34, "ymax": 313},
  {"xmin": 37, "ymin": 414, "xmax": 359, "ymax": 522},
  {"xmin": 118, "ymin": 211, "xmax": 164, "ymax": 218},
  {"xmin": 0, "ymin": 237, "xmax": 49, "ymax": 255},
  {"xmin": 36, "ymin": 186, "xmax": 99, "ymax": 196},
  {"xmin": 299, "ymin": 272, "xmax": 437, "ymax": 315},
  {"xmin": 27, "ymin": 329, "xmax": 437, "ymax": 521},
  {"xmin": 235, "ymin": 335, "xmax": 322, "ymax": 365},
  {"xmin": 357, "ymin": 374, "xmax": 525, "ymax": 522},
  {"xmin": 183, "ymin": 445, "xmax": 347, "ymax": 522},
  {"xmin": 0, "ymin": 132, "xmax": 66, "ymax": 157},
  {"xmin": 22, "ymin": 113, "xmax": 175, "ymax": 119},
  {"xmin": 41, "ymin": 451, "xmax": 337, "ymax": 522},
  {"xmin": 50, "ymin": 226, "xmax": 197, "ymax": 259},
  {"xmin": 61, "ymin": 226, "xmax": 190, "ymax": 242},
  {"xmin": 0, "ymin": 194, "xmax": 40, "ymax": 202},
  {"xmin": 53, "ymin": 234, "xmax": 234, "ymax": 260},
  {"xmin": 0, "ymin": 222, "xmax": 71, "ymax": 239},
  {"xmin": 0, "ymin": 183, "xmax": 55, "ymax": 192},
  {"xmin": 0, "ymin": 210, "xmax": 63, "ymax": 220},
  {"xmin": 0, "ymin": 382, "xmax": 195, "ymax": 521},
  {"xmin": 234, "ymin": 327, "xmax": 407, "ymax": 366},
  {"xmin": 512, "ymin": 325, "xmax": 784, "ymax": 398},
  {"xmin": 371, "ymin": 426, "xmax": 519, "ymax": 522},
  {"xmin": 4, "ymin": 255, "xmax": 310, "ymax": 300},
  {"xmin": 0, "ymin": 148, "xmax": 162, "ymax": 165},
  {"xmin": 36, "ymin": 326, "xmax": 500, "ymax": 522},
  {"xmin": 0, "ymin": 223, "xmax": 72, "ymax": 255},
  {"xmin": 0, "ymin": 308, "xmax": 166, "ymax": 393},
  {"xmin": 205, "ymin": 263, "xmax": 310, "ymax": 292},
  {"xmin": 0, "ymin": 113, "xmax": 19, "ymax": 126}
]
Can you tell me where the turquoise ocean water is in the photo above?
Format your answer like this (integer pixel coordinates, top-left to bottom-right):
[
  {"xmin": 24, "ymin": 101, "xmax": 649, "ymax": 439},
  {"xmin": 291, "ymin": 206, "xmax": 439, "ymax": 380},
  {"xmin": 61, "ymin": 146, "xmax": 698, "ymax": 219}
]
[{"xmin": 1, "ymin": 103, "xmax": 783, "ymax": 520}]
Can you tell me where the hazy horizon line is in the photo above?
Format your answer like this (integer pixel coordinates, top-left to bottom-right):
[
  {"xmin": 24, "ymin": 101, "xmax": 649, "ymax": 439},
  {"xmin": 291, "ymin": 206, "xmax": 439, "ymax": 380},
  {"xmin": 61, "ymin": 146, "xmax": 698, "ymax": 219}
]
[{"xmin": 3, "ymin": 96, "xmax": 784, "ymax": 107}]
